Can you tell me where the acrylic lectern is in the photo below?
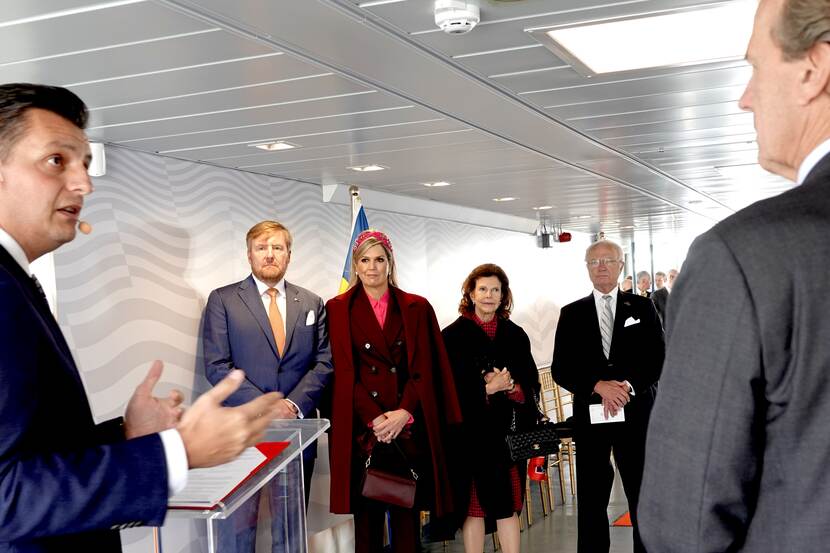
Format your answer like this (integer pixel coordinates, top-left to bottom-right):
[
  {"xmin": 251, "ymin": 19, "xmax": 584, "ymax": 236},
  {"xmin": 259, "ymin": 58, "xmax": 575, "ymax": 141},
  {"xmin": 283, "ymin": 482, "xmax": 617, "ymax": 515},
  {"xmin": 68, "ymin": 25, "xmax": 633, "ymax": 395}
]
[{"xmin": 134, "ymin": 419, "xmax": 329, "ymax": 553}]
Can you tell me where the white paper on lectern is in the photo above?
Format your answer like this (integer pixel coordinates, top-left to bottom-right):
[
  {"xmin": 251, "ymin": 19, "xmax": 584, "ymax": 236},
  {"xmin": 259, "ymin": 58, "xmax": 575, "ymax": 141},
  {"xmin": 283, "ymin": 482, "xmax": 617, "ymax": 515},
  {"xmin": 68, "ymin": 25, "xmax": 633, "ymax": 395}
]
[
  {"xmin": 168, "ymin": 447, "xmax": 266, "ymax": 507},
  {"xmin": 589, "ymin": 404, "xmax": 625, "ymax": 424}
]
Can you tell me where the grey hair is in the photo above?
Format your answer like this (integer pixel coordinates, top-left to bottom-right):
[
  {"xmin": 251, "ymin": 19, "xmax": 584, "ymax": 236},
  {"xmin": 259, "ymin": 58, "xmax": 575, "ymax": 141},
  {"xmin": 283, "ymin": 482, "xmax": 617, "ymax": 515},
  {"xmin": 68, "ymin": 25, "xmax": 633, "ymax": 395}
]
[
  {"xmin": 585, "ymin": 239, "xmax": 624, "ymax": 262},
  {"xmin": 774, "ymin": 0, "xmax": 830, "ymax": 61}
]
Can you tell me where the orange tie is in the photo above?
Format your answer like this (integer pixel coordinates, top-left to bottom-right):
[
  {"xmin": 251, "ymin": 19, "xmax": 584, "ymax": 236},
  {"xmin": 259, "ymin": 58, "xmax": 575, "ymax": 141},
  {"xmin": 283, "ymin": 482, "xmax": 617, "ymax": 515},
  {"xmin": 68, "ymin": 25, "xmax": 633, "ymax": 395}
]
[{"xmin": 266, "ymin": 288, "xmax": 286, "ymax": 356}]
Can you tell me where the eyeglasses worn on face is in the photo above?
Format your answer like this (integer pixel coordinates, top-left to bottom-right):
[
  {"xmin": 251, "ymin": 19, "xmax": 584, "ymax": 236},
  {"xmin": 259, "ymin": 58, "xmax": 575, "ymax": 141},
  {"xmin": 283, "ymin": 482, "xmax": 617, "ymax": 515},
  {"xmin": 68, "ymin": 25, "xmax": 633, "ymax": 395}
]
[{"xmin": 586, "ymin": 258, "xmax": 622, "ymax": 267}]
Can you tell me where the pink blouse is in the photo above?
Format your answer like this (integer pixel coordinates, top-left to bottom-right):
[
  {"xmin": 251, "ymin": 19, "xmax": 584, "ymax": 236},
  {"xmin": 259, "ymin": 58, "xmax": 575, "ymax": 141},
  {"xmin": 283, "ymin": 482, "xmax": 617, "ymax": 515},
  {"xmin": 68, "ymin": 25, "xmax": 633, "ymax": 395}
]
[{"xmin": 366, "ymin": 289, "xmax": 389, "ymax": 329}]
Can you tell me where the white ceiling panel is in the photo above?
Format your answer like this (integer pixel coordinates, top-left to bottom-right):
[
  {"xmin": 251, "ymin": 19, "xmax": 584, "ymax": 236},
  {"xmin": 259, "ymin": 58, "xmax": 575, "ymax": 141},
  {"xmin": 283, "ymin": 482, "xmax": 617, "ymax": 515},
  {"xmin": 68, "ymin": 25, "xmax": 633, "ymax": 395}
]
[
  {"xmin": 164, "ymin": 118, "xmax": 469, "ymax": 163},
  {"xmin": 0, "ymin": 0, "xmax": 786, "ymax": 238},
  {"xmin": 86, "ymin": 74, "xmax": 371, "ymax": 130},
  {"xmin": 127, "ymin": 105, "xmax": 443, "ymax": 153},
  {"xmin": 0, "ymin": 2, "xmax": 208, "ymax": 65},
  {"xmin": 95, "ymin": 91, "xmax": 409, "ymax": 142},
  {"xmin": 235, "ymin": 132, "xmax": 494, "ymax": 170},
  {"xmin": 76, "ymin": 53, "xmax": 321, "ymax": 109}
]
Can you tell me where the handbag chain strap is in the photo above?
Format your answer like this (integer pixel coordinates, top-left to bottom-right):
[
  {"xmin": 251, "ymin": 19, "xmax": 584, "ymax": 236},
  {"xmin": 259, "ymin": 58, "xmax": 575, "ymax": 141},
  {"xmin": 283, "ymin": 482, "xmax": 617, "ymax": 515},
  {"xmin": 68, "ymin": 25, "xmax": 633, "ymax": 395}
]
[
  {"xmin": 365, "ymin": 439, "xmax": 419, "ymax": 481},
  {"xmin": 510, "ymin": 387, "xmax": 548, "ymax": 434}
]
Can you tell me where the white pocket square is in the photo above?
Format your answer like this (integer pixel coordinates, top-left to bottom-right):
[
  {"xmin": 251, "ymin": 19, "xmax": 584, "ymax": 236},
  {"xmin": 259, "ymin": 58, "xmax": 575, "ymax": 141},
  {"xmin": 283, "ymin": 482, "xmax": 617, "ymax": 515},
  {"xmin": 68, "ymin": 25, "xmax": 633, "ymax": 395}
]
[
  {"xmin": 306, "ymin": 310, "xmax": 315, "ymax": 325},
  {"xmin": 623, "ymin": 317, "xmax": 640, "ymax": 327}
]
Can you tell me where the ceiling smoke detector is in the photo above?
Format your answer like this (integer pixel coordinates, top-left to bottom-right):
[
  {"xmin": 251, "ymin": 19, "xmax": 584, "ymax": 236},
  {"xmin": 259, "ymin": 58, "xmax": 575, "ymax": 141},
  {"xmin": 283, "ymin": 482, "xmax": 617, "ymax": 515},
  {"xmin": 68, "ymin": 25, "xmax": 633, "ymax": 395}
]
[{"xmin": 434, "ymin": 0, "xmax": 480, "ymax": 35}]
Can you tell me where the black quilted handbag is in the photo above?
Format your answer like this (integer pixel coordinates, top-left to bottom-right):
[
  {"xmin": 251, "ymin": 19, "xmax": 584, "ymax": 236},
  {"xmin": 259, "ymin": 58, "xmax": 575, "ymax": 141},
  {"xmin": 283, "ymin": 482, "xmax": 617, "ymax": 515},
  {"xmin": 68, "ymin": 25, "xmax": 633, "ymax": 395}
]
[
  {"xmin": 505, "ymin": 421, "xmax": 561, "ymax": 461},
  {"xmin": 505, "ymin": 390, "xmax": 561, "ymax": 461}
]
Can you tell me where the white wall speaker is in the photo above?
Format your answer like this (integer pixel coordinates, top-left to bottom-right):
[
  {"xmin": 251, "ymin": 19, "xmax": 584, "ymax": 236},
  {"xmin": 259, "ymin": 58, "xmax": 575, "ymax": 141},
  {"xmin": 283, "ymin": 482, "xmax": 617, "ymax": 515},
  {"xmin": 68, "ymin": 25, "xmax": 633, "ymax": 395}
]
[{"xmin": 88, "ymin": 142, "xmax": 106, "ymax": 177}]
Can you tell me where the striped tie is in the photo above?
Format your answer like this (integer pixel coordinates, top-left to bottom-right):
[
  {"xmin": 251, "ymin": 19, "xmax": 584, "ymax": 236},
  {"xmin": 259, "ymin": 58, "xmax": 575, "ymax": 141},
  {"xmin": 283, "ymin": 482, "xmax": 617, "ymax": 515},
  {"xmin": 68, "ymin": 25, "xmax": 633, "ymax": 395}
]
[{"xmin": 600, "ymin": 294, "xmax": 614, "ymax": 358}]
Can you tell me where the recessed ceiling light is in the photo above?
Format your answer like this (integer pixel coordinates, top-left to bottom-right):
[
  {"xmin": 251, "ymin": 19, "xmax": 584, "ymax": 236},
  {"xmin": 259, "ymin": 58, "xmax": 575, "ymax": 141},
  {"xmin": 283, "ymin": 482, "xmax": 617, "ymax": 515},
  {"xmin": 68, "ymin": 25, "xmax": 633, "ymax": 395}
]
[
  {"xmin": 348, "ymin": 164, "xmax": 387, "ymax": 172},
  {"xmin": 358, "ymin": 0, "xmax": 405, "ymax": 7},
  {"xmin": 251, "ymin": 141, "xmax": 297, "ymax": 151},
  {"xmin": 532, "ymin": 205, "xmax": 554, "ymax": 210},
  {"xmin": 492, "ymin": 197, "xmax": 517, "ymax": 202},
  {"xmin": 423, "ymin": 181, "xmax": 452, "ymax": 187},
  {"xmin": 576, "ymin": 215, "xmax": 591, "ymax": 219},
  {"xmin": 620, "ymin": 225, "xmax": 636, "ymax": 230},
  {"xmin": 531, "ymin": 0, "xmax": 754, "ymax": 76}
]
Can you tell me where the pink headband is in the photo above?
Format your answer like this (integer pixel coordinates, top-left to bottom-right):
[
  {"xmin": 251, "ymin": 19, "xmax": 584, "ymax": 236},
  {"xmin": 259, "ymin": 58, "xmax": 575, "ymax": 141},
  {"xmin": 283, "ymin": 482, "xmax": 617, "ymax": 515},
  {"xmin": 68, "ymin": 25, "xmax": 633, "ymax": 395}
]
[{"xmin": 353, "ymin": 229, "xmax": 393, "ymax": 255}]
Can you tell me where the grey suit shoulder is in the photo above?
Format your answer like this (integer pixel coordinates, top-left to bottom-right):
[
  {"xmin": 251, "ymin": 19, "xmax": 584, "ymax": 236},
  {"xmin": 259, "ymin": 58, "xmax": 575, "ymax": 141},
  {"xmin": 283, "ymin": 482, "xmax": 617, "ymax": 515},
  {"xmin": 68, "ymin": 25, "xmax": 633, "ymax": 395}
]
[{"xmin": 638, "ymin": 159, "xmax": 830, "ymax": 552}]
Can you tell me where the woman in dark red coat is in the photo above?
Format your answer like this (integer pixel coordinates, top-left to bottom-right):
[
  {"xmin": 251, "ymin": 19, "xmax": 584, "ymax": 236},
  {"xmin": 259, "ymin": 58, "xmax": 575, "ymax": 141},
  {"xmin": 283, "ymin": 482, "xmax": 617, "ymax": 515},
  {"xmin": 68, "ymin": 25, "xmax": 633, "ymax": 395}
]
[
  {"xmin": 326, "ymin": 230, "xmax": 462, "ymax": 553},
  {"xmin": 442, "ymin": 264, "xmax": 542, "ymax": 553}
]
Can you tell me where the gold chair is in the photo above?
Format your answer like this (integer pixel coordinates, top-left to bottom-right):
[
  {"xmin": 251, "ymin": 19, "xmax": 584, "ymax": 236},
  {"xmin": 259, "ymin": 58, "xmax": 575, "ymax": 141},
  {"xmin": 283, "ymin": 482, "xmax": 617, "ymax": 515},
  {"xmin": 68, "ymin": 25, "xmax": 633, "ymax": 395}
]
[
  {"xmin": 553, "ymin": 379, "xmax": 577, "ymax": 497},
  {"xmin": 539, "ymin": 371, "xmax": 577, "ymax": 503}
]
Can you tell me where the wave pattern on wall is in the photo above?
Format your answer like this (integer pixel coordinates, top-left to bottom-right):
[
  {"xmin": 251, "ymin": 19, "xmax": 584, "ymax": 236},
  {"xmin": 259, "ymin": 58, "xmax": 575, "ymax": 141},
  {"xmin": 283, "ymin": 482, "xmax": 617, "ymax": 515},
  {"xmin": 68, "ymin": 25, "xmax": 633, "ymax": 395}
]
[{"xmin": 57, "ymin": 148, "xmax": 590, "ymax": 421}]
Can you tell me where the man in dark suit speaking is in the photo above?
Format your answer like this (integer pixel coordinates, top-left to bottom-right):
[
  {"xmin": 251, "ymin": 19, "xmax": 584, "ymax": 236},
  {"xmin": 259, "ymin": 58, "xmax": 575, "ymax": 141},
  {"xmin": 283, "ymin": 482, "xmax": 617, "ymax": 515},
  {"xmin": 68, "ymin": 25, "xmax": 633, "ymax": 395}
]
[
  {"xmin": 202, "ymin": 220, "xmax": 332, "ymax": 549},
  {"xmin": 0, "ymin": 83, "xmax": 282, "ymax": 552},
  {"xmin": 639, "ymin": 1, "xmax": 830, "ymax": 551},
  {"xmin": 550, "ymin": 239, "xmax": 664, "ymax": 553}
]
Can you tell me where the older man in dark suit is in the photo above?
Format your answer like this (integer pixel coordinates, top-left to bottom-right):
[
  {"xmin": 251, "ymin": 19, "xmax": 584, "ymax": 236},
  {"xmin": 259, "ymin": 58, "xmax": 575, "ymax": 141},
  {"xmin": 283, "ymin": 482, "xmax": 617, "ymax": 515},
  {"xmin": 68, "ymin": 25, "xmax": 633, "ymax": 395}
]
[
  {"xmin": 638, "ymin": 1, "xmax": 830, "ymax": 551},
  {"xmin": 0, "ymin": 83, "xmax": 281, "ymax": 553},
  {"xmin": 551, "ymin": 240, "xmax": 664, "ymax": 553}
]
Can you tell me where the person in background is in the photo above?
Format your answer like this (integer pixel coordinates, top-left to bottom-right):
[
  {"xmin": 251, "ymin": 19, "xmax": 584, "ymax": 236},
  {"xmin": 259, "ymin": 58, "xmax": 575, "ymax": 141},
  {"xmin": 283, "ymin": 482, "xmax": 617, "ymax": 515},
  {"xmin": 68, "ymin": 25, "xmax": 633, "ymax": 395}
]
[
  {"xmin": 551, "ymin": 240, "xmax": 664, "ymax": 553},
  {"xmin": 666, "ymin": 268, "xmax": 679, "ymax": 290},
  {"xmin": 620, "ymin": 275, "xmax": 634, "ymax": 293},
  {"xmin": 442, "ymin": 263, "xmax": 541, "ymax": 553},
  {"xmin": 635, "ymin": 271, "xmax": 651, "ymax": 297},
  {"xmin": 326, "ymin": 230, "xmax": 462, "ymax": 553},
  {"xmin": 203, "ymin": 220, "xmax": 332, "ymax": 501},
  {"xmin": 0, "ymin": 83, "xmax": 281, "ymax": 552},
  {"xmin": 639, "ymin": 1, "xmax": 830, "ymax": 550},
  {"xmin": 654, "ymin": 271, "xmax": 666, "ymax": 290},
  {"xmin": 202, "ymin": 219, "xmax": 333, "ymax": 550},
  {"xmin": 650, "ymin": 268, "xmax": 678, "ymax": 325}
]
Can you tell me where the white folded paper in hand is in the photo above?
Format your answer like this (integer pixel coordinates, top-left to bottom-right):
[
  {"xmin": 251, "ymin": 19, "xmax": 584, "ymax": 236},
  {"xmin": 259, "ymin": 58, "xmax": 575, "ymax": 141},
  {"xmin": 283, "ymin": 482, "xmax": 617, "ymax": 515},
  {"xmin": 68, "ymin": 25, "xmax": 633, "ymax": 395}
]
[{"xmin": 589, "ymin": 403, "xmax": 625, "ymax": 424}]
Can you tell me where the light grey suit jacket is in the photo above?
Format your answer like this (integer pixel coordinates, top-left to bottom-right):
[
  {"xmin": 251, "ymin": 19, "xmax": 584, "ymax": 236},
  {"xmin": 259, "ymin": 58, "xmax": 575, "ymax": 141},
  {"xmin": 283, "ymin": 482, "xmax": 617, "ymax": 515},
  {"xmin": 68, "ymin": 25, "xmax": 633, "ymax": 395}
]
[{"xmin": 638, "ymin": 154, "xmax": 830, "ymax": 552}]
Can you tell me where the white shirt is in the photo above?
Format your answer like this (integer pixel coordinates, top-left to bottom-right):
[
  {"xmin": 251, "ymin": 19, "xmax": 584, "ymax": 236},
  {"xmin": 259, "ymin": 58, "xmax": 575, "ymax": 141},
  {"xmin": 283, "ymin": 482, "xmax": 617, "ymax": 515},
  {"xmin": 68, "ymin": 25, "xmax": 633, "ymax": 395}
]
[
  {"xmin": 0, "ymin": 228, "xmax": 188, "ymax": 495},
  {"xmin": 797, "ymin": 138, "xmax": 830, "ymax": 184},
  {"xmin": 592, "ymin": 285, "xmax": 619, "ymax": 324},
  {"xmin": 253, "ymin": 275, "xmax": 286, "ymax": 336},
  {"xmin": 590, "ymin": 285, "xmax": 634, "ymax": 395}
]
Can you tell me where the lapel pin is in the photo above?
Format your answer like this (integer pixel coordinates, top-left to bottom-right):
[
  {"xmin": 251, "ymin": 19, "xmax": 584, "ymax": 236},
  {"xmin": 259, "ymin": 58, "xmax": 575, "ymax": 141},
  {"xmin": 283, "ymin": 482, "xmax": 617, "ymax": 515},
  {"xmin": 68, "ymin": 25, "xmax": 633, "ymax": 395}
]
[{"xmin": 293, "ymin": 297, "xmax": 300, "ymax": 302}]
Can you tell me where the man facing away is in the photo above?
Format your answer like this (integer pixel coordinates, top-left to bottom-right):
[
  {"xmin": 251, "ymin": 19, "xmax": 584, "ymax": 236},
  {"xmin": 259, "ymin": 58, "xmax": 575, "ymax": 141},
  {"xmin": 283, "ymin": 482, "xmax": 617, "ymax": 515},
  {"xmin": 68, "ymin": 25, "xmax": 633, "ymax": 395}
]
[
  {"xmin": 202, "ymin": 220, "xmax": 332, "ymax": 549},
  {"xmin": 650, "ymin": 269, "xmax": 677, "ymax": 325},
  {"xmin": 639, "ymin": 1, "xmax": 830, "ymax": 551},
  {"xmin": 0, "ymin": 83, "xmax": 282, "ymax": 553},
  {"xmin": 551, "ymin": 240, "xmax": 664, "ymax": 553}
]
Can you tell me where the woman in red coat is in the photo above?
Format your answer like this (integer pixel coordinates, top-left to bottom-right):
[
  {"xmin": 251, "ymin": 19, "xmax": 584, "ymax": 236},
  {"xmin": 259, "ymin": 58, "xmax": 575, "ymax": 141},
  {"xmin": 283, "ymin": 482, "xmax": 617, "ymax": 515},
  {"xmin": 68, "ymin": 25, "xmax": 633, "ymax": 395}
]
[{"xmin": 326, "ymin": 230, "xmax": 462, "ymax": 553}]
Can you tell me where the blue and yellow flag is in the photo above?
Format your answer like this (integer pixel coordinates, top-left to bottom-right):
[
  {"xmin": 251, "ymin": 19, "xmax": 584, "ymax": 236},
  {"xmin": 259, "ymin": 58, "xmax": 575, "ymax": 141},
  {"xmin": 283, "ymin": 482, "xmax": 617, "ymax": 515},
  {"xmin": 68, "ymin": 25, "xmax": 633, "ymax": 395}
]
[{"xmin": 339, "ymin": 205, "xmax": 369, "ymax": 293}]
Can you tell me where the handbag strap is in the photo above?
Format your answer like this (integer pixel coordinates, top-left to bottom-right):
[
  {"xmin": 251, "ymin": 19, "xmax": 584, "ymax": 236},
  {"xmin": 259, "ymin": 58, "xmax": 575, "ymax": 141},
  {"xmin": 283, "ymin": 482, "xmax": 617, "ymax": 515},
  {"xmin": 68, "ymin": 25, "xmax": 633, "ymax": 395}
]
[{"xmin": 365, "ymin": 439, "xmax": 419, "ymax": 481}]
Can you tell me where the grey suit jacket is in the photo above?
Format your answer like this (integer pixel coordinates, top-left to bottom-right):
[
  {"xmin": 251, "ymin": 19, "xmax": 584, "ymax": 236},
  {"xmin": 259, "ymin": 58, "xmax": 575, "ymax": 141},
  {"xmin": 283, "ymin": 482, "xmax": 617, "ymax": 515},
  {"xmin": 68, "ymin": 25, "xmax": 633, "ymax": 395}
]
[
  {"xmin": 638, "ymin": 154, "xmax": 830, "ymax": 552},
  {"xmin": 202, "ymin": 275, "xmax": 333, "ymax": 419}
]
